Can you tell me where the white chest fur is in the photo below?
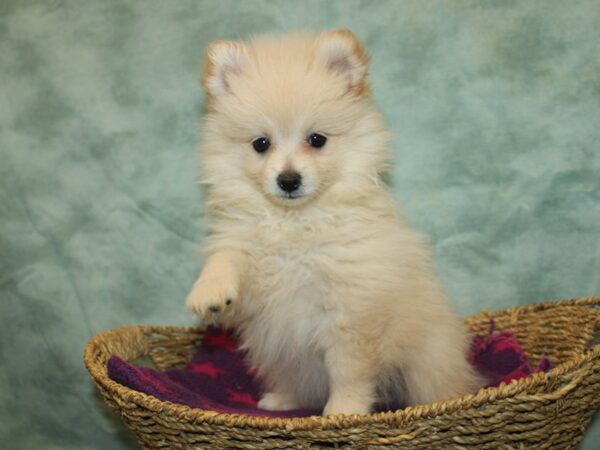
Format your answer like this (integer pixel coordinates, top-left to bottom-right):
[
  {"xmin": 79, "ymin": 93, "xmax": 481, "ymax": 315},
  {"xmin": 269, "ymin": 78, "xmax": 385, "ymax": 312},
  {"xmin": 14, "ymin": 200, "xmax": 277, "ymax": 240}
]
[{"xmin": 234, "ymin": 212, "xmax": 342, "ymax": 405}]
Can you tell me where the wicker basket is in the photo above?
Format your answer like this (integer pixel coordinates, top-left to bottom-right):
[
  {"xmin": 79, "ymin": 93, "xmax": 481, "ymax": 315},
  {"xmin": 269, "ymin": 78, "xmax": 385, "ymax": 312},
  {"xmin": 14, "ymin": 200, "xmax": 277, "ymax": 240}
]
[{"xmin": 84, "ymin": 297, "xmax": 600, "ymax": 449}]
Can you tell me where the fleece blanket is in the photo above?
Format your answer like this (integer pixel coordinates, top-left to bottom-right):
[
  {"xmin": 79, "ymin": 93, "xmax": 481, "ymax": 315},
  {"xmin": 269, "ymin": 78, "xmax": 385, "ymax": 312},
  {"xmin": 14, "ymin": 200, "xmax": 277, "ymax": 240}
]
[{"xmin": 107, "ymin": 323, "xmax": 551, "ymax": 416}]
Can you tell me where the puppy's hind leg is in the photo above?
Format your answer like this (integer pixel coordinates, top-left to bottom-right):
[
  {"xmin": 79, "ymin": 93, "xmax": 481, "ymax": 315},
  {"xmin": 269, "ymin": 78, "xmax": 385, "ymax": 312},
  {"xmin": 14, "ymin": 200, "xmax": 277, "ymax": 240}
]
[{"xmin": 402, "ymin": 330, "xmax": 484, "ymax": 406}]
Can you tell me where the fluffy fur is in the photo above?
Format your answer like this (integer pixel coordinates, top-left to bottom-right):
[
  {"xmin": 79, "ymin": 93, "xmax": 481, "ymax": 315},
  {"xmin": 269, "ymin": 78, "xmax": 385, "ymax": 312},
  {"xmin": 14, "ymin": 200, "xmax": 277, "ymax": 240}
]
[{"xmin": 186, "ymin": 29, "xmax": 483, "ymax": 415}]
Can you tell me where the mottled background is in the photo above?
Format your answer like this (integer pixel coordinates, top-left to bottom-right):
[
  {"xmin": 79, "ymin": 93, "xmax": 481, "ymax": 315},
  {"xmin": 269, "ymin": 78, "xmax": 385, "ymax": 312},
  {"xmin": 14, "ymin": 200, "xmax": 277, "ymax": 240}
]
[{"xmin": 1, "ymin": 1, "xmax": 599, "ymax": 448}]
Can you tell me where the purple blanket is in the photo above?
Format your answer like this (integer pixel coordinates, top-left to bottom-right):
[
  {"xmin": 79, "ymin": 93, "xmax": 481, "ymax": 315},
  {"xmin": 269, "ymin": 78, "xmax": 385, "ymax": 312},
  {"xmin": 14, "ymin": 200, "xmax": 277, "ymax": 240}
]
[{"xmin": 107, "ymin": 321, "xmax": 551, "ymax": 417}]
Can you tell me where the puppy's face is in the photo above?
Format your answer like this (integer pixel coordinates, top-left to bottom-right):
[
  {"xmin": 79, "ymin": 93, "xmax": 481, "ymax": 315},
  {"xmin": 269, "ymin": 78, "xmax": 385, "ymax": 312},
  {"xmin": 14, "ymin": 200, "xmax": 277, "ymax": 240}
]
[{"xmin": 200, "ymin": 30, "xmax": 386, "ymax": 207}]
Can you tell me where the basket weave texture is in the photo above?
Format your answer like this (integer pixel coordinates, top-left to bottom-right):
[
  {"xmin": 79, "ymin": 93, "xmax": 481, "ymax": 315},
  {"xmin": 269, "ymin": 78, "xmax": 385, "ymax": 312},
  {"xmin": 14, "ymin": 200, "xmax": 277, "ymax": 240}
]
[{"xmin": 84, "ymin": 297, "xmax": 600, "ymax": 449}]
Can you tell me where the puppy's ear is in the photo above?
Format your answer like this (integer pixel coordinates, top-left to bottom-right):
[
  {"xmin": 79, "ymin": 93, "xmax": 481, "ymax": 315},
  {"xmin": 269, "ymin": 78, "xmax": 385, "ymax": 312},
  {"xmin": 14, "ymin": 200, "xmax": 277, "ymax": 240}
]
[
  {"xmin": 315, "ymin": 29, "xmax": 370, "ymax": 95},
  {"xmin": 201, "ymin": 40, "xmax": 247, "ymax": 96}
]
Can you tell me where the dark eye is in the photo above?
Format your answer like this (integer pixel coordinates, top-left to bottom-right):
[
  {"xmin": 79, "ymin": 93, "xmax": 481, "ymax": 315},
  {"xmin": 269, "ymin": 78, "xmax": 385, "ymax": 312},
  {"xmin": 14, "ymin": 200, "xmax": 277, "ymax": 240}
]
[
  {"xmin": 308, "ymin": 133, "xmax": 327, "ymax": 148},
  {"xmin": 252, "ymin": 137, "xmax": 271, "ymax": 153}
]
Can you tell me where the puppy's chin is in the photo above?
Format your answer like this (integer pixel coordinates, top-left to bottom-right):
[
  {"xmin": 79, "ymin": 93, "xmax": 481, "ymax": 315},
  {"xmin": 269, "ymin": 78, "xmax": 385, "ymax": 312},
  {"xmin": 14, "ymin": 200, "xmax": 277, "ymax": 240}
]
[
  {"xmin": 270, "ymin": 193, "xmax": 312, "ymax": 207},
  {"xmin": 263, "ymin": 189, "xmax": 315, "ymax": 208}
]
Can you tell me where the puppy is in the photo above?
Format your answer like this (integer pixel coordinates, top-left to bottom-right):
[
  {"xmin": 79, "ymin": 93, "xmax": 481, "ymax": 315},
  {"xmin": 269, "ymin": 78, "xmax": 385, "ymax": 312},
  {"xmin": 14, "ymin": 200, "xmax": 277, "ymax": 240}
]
[{"xmin": 186, "ymin": 29, "xmax": 483, "ymax": 415}]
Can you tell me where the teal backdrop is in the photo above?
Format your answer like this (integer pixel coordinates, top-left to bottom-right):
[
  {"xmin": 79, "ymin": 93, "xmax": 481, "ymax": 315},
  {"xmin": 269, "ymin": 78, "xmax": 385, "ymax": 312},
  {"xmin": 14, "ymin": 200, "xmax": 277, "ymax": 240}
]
[{"xmin": 1, "ymin": 1, "xmax": 599, "ymax": 448}]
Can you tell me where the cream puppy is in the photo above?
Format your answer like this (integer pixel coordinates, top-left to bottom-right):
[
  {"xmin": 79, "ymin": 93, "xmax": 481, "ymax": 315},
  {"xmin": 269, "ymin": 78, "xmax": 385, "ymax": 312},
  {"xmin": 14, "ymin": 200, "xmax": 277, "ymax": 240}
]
[{"xmin": 186, "ymin": 30, "xmax": 482, "ymax": 415}]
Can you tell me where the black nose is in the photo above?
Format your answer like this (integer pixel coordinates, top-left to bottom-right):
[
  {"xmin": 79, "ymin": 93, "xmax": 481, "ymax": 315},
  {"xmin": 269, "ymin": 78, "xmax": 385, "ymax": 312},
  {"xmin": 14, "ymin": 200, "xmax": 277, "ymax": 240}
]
[{"xmin": 277, "ymin": 171, "xmax": 302, "ymax": 193}]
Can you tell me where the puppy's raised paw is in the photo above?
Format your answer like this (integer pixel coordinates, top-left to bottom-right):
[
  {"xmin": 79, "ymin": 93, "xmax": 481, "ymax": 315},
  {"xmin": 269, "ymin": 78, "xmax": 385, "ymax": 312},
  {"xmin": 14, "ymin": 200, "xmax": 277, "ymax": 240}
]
[{"xmin": 186, "ymin": 277, "xmax": 237, "ymax": 324}]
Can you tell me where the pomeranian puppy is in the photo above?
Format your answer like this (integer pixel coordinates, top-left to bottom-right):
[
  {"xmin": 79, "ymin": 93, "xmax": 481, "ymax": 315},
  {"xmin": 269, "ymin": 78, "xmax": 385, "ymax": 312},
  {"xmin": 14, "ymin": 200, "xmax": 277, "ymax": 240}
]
[{"xmin": 186, "ymin": 29, "xmax": 483, "ymax": 415}]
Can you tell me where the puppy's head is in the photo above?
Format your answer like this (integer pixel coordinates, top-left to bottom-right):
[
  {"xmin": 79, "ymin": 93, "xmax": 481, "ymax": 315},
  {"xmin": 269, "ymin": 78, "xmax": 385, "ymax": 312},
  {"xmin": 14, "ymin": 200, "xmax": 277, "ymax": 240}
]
[{"xmin": 200, "ymin": 30, "xmax": 390, "ymax": 208}]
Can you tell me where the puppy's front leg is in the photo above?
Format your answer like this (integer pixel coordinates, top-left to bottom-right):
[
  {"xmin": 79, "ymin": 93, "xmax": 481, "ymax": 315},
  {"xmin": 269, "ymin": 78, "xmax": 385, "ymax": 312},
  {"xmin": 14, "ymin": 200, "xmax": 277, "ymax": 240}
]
[
  {"xmin": 322, "ymin": 332, "xmax": 378, "ymax": 415},
  {"xmin": 186, "ymin": 250, "xmax": 248, "ymax": 323}
]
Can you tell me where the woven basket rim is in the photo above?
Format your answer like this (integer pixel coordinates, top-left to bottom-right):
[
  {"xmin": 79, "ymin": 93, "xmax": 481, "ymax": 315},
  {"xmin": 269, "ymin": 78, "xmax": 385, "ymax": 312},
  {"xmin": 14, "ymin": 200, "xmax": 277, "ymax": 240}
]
[{"xmin": 84, "ymin": 296, "xmax": 600, "ymax": 431}]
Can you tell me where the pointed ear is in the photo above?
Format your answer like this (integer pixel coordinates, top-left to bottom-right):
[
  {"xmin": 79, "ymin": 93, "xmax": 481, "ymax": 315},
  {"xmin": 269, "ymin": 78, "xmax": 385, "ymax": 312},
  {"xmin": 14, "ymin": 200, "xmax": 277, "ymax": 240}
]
[
  {"xmin": 201, "ymin": 40, "xmax": 248, "ymax": 96},
  {"xmin": 315, "ymin": 29, "xmax": 370, "ymax": 95}
]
